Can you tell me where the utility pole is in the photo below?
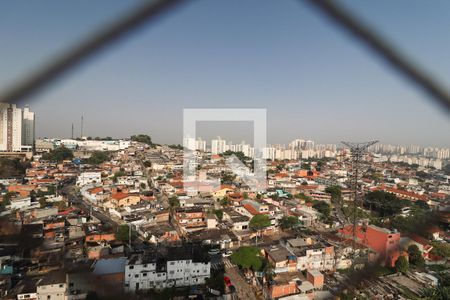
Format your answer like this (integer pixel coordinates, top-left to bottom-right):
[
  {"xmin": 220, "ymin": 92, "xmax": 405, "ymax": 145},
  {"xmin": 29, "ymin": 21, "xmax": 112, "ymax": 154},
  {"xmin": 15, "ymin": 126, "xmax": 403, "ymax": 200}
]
[
  {"xmin": 71, "ymin": 123, "xmax": 74, "ymax": 139},
  {"xmin": 80, "ymin": 115, "xmax": 84, "ymax": 139},
  {"xmin": 341, "ymin": 140, "xmax": 378, "ymax": 267},
  {"xmin": 129, "ymin": 224, "xmax": 132, "ymax": 249}
]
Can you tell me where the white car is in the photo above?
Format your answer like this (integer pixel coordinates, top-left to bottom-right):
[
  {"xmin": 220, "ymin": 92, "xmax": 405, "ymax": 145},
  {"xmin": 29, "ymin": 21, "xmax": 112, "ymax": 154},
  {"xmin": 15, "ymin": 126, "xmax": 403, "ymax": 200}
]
[
  {"xmin": 222, "ymin": 250, "xmax": 233, "ymax": 257},
  {"xmin": 208, "ymin": 249, "xmax": 220, "ymax": 256}
]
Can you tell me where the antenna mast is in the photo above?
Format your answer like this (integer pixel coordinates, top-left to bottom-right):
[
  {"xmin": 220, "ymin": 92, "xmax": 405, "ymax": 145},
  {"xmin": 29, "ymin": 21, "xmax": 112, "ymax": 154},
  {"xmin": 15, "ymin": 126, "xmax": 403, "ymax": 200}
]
[{"xmin": 341, "ymin": 140, "xmax": 378, "ymax": 267}]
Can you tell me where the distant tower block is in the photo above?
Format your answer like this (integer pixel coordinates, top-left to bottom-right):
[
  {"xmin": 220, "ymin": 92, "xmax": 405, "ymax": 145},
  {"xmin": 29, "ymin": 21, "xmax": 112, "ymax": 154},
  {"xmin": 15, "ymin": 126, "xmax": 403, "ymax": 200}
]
[{"xmin": 80, "ymin": 115, "xmax": 84, "ymax": 138}]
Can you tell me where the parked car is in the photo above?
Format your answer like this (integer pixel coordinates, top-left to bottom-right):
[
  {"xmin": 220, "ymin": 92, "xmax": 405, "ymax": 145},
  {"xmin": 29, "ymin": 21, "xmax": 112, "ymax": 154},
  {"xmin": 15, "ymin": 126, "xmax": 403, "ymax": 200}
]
[
  {"xmin": 208, "ymin": 248, "xmax": 220, "ymax": 255},
  {"xmin": 222, "ymin": 250, "xmax": 233, "ymax": 257},
  {"xmin": 224, "ymin": 276, "xmax": 232, "ymax": 287}
]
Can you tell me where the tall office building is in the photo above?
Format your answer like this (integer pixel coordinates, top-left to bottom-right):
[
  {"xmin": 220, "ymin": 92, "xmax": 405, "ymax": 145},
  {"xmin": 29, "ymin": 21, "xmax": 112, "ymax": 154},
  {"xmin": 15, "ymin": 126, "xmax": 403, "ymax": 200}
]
[
  {"xmin": 0, "ymin": 103, "xmax": 35, "ymax": 152},
  {"xmin": 22, "ymin": 105, "xmax": 35, "ymax": 147}
]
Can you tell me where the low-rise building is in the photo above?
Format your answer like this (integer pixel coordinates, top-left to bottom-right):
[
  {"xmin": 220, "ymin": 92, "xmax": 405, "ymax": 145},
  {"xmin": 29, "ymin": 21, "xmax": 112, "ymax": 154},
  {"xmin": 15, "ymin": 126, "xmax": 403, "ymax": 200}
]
[
  {"xmin": 174, "ymin": 207, "xmax": 207, "ymax": 233},
  {"xmin": 124, "ymin": 245, "xmax": 210, "ymax": 292},
  {"xmin": 36, "ymin": 272, "xmax": 67, "ymax": 300},
  {"xmin": 76, "ymin": 172, "xmax": 101, "ymax": 187}
]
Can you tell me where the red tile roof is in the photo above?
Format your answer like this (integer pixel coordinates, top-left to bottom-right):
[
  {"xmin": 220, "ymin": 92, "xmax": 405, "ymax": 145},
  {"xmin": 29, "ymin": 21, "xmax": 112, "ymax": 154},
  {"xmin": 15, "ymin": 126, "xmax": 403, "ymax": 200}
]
[{"xmin": 111, "ymin": 192, "xmax": 129, "ymax": 200}]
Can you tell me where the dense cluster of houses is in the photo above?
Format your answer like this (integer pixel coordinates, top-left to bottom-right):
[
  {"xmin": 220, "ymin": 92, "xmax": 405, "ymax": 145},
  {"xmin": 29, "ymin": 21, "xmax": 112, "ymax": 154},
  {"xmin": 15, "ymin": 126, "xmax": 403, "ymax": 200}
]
[{"xmin": 0, "ymin": 140, "xmax": 449, "ymax": 299}]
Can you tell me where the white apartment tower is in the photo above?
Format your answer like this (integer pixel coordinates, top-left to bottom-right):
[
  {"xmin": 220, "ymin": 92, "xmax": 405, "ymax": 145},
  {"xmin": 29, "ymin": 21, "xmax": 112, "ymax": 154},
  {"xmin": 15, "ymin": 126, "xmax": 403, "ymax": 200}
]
[
  {"xmin": 0, "ymin": 103, "xmax": 35, "ymax": 152},
  {"xmin": 211, "ymin": 137, "xmax": 226, "ymax": 154},
  {"xmin": 0, "ymin": 103, "xmax": 20, "ymax": 151},
  {"xmin": 195, "ymin": 138, "xmax": 207, "ymax": 152}
]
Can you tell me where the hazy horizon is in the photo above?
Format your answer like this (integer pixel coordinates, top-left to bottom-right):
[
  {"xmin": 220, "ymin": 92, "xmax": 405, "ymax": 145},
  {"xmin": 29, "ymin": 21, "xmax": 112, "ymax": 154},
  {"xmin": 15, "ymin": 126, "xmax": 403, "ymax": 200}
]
[{"xmin": 1, "ymin": 0, "xmax": 450, "ymax": 147}]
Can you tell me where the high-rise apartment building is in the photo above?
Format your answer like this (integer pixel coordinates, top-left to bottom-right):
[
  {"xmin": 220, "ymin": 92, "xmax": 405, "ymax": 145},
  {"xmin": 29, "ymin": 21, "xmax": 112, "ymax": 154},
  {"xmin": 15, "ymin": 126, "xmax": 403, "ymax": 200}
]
[
  {"xmin": 0, "ymin": 103, "xmax": 35, "ymax": 152},
  {"xmin": 22, "ymin": 105, "xmax": 35, "ymax": 148},
  {"xmin": 211, "ymin": 137, "xmax": 226, "ymax": 154}
]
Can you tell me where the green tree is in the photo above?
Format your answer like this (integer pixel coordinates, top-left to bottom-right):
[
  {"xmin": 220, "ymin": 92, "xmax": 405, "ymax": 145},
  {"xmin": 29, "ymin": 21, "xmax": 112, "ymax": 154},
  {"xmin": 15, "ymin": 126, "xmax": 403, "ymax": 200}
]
[
  {"xmin": 249, "ymin": 214, "xmax": 271, "ymax": 231},
  {"xmin": 86, "ymin": 151, "xmax": 110, "ymax": 165},
  {"xmin": 431, "ymin": 241, "xmax": 450, "ymax": 258},
  {"xmin": 421, "ymin": 273, "xmax": 450, "ymax": 300},
  {"xmin": 230, "ymin": 246, "xmax": 263, "ymax": 271},
  {"xmin": 325, "ymin": 185, "xmax": 342, "ymax": 203},
  {"xmin": 112, "ymin": 170, "xmax": 126, "ymax": 182},
  {"xmin": 443, "ymin": 163, "xmax": 450, "ymax": 176},
  {"xmin": 279, "ymin": 216, "xmax": 300, "ymax": 230},
  {"xmin": 222, "ymin": 150, "xmax": 249, "ymax": 164},
  {"xmin": 365, "ymin": 191, "xmax": 410, "ymax": 217},
  {"xmin": 395, "ymin": 256, "xmax": 409, "ymax": 274},
  {"xmin": 39, "ymin": 197, "xmax": 47, "ymax": 208},
  {"xmin": 414, "ymin": 200, "xmax": 430, "ymax": 210},
  {"xmin": 169, "ymin": 196, "xmax": 179, "ymax": 208},
  {"xmin": 407, "ymin": 245, "xmax": 425, "ymax": 268},
  {"xmin": 55, "ymin": 201, "xmax": 67, "ymax": 210},
  {"xmin": 214, "ymin": 209, "xmax": 223, "ymax": 221},
  {"xmin": 313, "ymin": 201, "xmax": 331, "ymax": 219},
  {"xmin": 390, "ymin": 208, "xmax": 437, "ymax": 236},
  {"xmin": 220, "ymin": 196, "xmax": 231, "ymax": 207},
  {"xmin": 168, "ymin": 144, "xmax": 183, "ymax": 150},
  {"xmin": 0, "ymin": 193, "xmax": 13, "ymax": 211},
  {"xmin": 42, "ymin": 146, "xmax": 74, "ymax": 162},
  {"xmin": 295, "ymin": 193, "xmax": 312, "ymax": 202},
  {"xmin": 0, "ymin": 158, "xmax": 30, "ymax": 178},
  {"xmin": 302, "ymin": 163, "xmax": 311, "ymax": 170},
  {"xmin": 115, "ymin": 225, "xmax": 131, "ymax": 242},
  {"xmin": 130, "ymin": 134, "xmax": 154, "ymax": 147},
  {"xmin": 220, "ymin": 172, "xmax": 236, "ymax": 184},
  {"xmin": 47, "ymin": 184, "xmax": 56, "ymax": 195}
]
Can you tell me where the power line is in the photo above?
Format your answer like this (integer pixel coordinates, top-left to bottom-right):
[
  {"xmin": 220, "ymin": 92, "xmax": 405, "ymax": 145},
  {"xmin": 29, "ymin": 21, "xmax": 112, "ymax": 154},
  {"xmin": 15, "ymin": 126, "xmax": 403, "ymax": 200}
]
[
  {"xmin": 305, "ymin": 0, "xmax": 450, "ymax": 114},
  {"xmin": 341, "ymin": 140, "xmax": 378, "ymax": 267},
  {"xmin": 0, "ymin": 0, "xmax": 186, "ymax": 104}
]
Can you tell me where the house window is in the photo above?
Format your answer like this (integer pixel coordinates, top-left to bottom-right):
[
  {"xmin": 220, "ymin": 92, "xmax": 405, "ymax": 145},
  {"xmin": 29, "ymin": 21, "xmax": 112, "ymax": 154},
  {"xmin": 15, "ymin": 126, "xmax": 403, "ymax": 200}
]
[
  {"xmin": 135, "ymin": 275, "xmax": 139, "ymax": 278},
  {"xmin": 170, "ymin": 262, "xmax": 175, "ymax": 265},
  {"xmin": 129, "ymin": 266, "xmax": 134, "ymax": 270},
  {"xmin": 143, "ymin": 273, "xmax": 147, "ymax": 277}
]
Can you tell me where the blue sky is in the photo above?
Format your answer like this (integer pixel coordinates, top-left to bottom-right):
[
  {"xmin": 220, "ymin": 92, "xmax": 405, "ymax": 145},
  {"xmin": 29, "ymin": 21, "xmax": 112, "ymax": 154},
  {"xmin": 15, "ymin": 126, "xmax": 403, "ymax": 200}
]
[{"xmin": 1, "ymin": 0, "xmax": 450, "ymax": 147}]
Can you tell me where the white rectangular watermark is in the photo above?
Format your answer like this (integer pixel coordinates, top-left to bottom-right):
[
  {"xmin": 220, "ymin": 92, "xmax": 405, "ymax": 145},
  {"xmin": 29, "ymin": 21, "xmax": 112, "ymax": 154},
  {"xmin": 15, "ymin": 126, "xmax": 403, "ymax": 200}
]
[{"xmin": 183, "ymin": 108, "xmax": 267, "ymax": 193}]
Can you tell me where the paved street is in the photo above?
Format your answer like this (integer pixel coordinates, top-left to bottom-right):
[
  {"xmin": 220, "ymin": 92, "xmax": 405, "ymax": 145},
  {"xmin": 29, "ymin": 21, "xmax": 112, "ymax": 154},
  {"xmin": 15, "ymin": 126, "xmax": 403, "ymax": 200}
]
[
  {"xmin": 223, "ymin": 257, "xmax": 259, "ymax": 300},
  {"xmin": 61, "ymin": 185, "xmax": 119, "ymax": 230}
]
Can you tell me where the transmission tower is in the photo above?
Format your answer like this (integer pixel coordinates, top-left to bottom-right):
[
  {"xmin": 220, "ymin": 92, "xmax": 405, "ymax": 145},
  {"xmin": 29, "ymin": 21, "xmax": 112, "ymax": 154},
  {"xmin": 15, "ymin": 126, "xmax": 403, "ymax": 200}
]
[{"xmin": 341, "ymin": 140, "xmax": 378, "ymax": 266}]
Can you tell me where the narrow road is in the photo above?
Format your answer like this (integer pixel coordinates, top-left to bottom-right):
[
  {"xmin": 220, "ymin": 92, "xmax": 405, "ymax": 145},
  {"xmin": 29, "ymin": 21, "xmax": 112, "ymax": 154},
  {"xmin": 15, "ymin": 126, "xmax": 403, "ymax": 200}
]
[
  {"xmin": 61, "ymin": 185, "xmax": 119, "ymax": 230},
  {"xmin": 223, "ymin": 258, "xmax": 258, "ymax": 300}
]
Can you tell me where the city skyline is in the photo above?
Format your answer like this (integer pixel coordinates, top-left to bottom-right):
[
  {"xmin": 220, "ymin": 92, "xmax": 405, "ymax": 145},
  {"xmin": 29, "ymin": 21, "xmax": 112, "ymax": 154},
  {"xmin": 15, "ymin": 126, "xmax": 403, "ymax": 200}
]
[{"xmin": 39, "ymin": 127, "xmax": 450, "ymax": 151}]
